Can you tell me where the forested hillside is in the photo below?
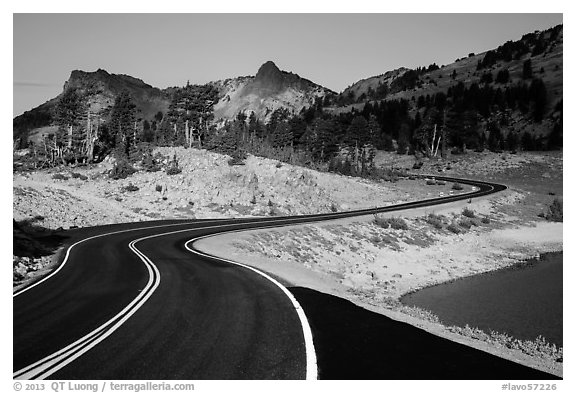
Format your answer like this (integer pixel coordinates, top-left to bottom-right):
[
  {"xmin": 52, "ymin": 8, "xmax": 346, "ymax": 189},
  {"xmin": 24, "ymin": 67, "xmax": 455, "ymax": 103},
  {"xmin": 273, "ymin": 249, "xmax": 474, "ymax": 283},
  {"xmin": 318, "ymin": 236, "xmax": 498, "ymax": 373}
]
[
  {"xmin": 14, "ymin": 24, "xmax": 562, "ymax": 181},
  {"xmin": 327, "ymin": 24, "xmax": 563, "ymax": 156},
  {"xmin": 13, "ymin": 69, "xmax": 172, "ymax": 149}
]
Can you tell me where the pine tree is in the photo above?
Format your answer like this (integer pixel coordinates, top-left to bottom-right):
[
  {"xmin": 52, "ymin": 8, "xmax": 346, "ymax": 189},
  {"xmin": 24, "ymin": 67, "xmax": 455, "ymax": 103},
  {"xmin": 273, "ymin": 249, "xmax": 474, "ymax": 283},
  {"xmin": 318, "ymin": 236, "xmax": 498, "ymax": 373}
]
[
  {"xmin": 142, "ymin": 120, "xmax": 154, "ymax": 143},
  {"xmin": 302, "ymin": 118, "xmax": 338, "ymax": 162},
  {"xmin": 272, "ymin": 122, "xmax": 293, "ymax": 148},
  {"xmin": 267, "ymin": 108, "xmax": 290, "ymax": 138},
  {"xmin": 248, "ymin": 112, "xmax": 258, "ymax": 137},
  {"xmin": 165, "ymin": 83, "xmax": 218, "ymax": 148},
  {"xmin": 521, "ymin": 131, "xmax": 535, "ymax": 151},
  {"xmin": 367, "ymin": 115, "xmax": 380, "ymax": 146},
  {"xmin": 109, "ymin": 90, "xmax": 137, "ymax": 159},
  {"xmin": 288, "ymin": 116, "xmax": 307, "ymax": 146},
  {"xmin": 523, "ymin": 59, "xmax": 533, "ymax": 79},
  {"xmin": 55, "ymin": 88, "xmax": 85, "ymax": 164},
  {"xmin": 344, "ymin": 116, "xmax": 370, "ymax": 173},
  {"xmin": 529, "ymin": 78, "xmax": 547, "ymax": 122},
  {"xmin": 345, "ymin": 116, "xmax": 370, "ymax": 147},
  {"xmin": 480, "ymin": 72, "xmax": 493, "ymax": 84},
  {"xmin": 487, "ymin": 121, "xmax": 503, "ymax": 152},
  {"xmin": 506, "ymin": 131, "xmax": 519, "ymax": 151},
  {"xmin": 414, "ymin": 107, "xmax": 442, "ymax": 156},
  {"xmin": 445, "ymin": 109, "xmax": 480, "ymax": 151},
  {"xmin": 547, "ymin": 118, "xmax": 562, "ymax": 150},
  {"xmin": 495, "ymin": 69, "xmax": 510, "ymax": 84}
]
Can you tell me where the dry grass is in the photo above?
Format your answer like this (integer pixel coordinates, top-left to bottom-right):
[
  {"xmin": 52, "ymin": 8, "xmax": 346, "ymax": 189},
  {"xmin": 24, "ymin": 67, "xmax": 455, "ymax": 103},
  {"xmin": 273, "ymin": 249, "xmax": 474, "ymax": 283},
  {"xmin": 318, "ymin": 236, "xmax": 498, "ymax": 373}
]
[{"xmin": 448, "ymin": 325, "xmax": 562, "ymax": 363}]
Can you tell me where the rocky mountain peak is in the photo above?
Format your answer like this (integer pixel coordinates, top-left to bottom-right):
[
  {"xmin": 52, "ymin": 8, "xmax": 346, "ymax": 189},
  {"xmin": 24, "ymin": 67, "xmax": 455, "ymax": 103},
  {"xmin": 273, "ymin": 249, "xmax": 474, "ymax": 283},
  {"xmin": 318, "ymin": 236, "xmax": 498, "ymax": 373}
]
[
  {"xmin": 255, "ymin": 61, "xmax": 282, "ymax": 81},
  {"xmin": 212, "ymin": 60, "xmax": 333, "ymax": 122},
  {"xmin": 253, "ymin": 61, "xmax": 287, "ymax": 93}
]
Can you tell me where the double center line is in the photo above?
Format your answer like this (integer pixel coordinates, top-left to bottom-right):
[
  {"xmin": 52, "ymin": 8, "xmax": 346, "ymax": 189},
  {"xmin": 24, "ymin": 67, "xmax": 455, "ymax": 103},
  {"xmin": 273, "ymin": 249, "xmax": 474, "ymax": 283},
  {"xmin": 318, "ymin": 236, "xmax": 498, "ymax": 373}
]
[
  {"xmin": 14, "ymin": 175, "xmax": 503, "ymax": 380},
  {"xmin": 14, "ymin": 237, "xmax": 160, "ymax": 380},
  {"xmin": 13, "ymin": 218, "xmax": 321, "ymax": 380}
]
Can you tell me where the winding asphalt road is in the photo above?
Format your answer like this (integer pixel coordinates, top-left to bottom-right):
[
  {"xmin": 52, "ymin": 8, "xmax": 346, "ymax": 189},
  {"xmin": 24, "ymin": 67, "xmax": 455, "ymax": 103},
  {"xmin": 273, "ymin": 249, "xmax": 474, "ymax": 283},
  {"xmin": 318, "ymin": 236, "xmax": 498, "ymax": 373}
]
[{"xmin": 13, "ymin": 176, "xmax": 557, "ymax": 379}]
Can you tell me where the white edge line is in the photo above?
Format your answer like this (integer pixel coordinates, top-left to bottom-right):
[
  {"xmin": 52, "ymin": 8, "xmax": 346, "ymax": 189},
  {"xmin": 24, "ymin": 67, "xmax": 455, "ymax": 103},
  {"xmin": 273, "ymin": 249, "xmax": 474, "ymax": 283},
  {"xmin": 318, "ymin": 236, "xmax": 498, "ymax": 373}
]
[
  {"xmin": 15, "ymin": 175, "xmax": 491, "ymax": 299},
  {"xmin": 14, "ymin": 219, "xmax": 317, "ymax": 379},
  {"xmin": 13, "ymin": 221, "xmax": 214, "ymax": 298},
  {"xmin": 14, "ymin": 179, "xmax": 499, "ymax": 379},
  {"xmin": 13, "ymin": 217, "xmax": 319, "ymax": 298},
  {"xmin": 14, "ymin": 239, "xmax": 161, "ymax": 379},
  {"xmin": 34, "ymin": 240, "xmax": 162, "ymax": 379},
  {"xmin": 184, "ymin": 234, "xmax": 319, "ymax": 381}
]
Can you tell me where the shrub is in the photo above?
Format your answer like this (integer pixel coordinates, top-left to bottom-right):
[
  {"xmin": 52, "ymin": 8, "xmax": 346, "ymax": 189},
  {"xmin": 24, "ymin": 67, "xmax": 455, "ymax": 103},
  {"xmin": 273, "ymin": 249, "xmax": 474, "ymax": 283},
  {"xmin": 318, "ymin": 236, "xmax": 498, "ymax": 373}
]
[
  {"xmin": 369, "ymin": 167, "xmax": 408, "ymax": 182},
  {"xmin": 400, "ymin": 305, "xmax": 441, "ymax": 324},
  {"xmin": 449, "ymin": 326, "xmax": 562, "ymax": 363},
  {"xmin": 426, "ymin": 213, "xmax": 444, "ymax": 229},
  {"xmin": 52, "ymin": 173, "xmax": 68, "ymax": 181},
  {"xmin": 545, "ymin": 198, "xmax": 563, "ymax": 222},
  {"xmin": 166, "ymin": 166, "xmax": 182, "ymax": 175},
  {"xmin": 228, "ymin": 149, "xmax": 247, "ymax": 166},
  {"xmin": 165, "ymin": 153, "xmax": 182, "ymax": 175},
  {"xmin": 452, "ymin": 182, "xmax": 464, "ymax": 190},
  {"xmin": 481, "ymin": 216, "xmax": 491, "ymax": 224},
  {"xmin": 154, "ymin": 152, "xmax": 167, "ymax": 164},
  {"xmin": 373, "ymin": 215, "xmax": 390, "ymax": 229},
  {"xmin": 71, "ymin": 172, "xmax": 89, "ymax": 180},
  {"xmin": 373, "ymin": 215, "xmax": 408, "ymax": 230},
  {"xmin": 412, "ymin": 161, "xmax": 423, "ymax": 169},
  {"xmin": 123, "ymin": 183, "xmax": 139, "ymax": 192},
  {"xmin": 447, "ymin": 222, "xmax": 462, "ymax": 234},
  {"xmin": 388, "ymin": 217, "xmax": 408, "ymax": 230},
  {"xmin": 462, "ymin": 207, "xmax": 476, "ymax": 218},
  {"xmin": 458, "ymin": 219, "xmax": 472, "ymax": 229},
  {"xmin": 141, "ymin": 151, "xmax": 161, "ymax": 172},
  {"xmin": 330, "ymin": 203, "xmax": 338, "ymax": 213},
  {"xmin": 155, "ymin": 184, "xmax": 162, "ymax": 192},
  {"xmin": 109, "ymin": 159, "xmax": 136, "ymax": 180}
]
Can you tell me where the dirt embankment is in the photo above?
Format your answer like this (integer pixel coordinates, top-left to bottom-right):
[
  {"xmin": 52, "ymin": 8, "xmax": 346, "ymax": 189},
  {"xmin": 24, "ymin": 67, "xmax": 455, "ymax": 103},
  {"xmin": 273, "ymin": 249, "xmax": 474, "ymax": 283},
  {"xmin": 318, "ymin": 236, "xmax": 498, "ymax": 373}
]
[{"xmin": 14, "ymin": 147, "xmax": 449, "ymax": 230}]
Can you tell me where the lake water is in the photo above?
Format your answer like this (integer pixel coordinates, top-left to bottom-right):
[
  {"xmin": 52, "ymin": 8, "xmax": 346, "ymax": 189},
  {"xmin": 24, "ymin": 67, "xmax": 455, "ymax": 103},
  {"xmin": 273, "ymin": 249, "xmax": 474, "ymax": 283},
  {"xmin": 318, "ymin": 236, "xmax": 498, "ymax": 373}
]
[{"xmin": 401, "ymin": 252, "xmax": 563, "ymax": 346}]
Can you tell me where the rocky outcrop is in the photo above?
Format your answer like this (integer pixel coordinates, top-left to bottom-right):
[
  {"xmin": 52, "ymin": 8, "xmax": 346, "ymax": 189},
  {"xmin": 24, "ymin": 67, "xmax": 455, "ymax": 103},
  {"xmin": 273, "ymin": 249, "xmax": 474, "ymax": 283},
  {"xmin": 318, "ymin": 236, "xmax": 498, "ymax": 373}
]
[
  {"xmin": 212, "ymin": 61, "xmax": 334, "ymax": 123},
  {"xmin": 14, "ymin": 69, "xmax": 171, "ymax": 145}
]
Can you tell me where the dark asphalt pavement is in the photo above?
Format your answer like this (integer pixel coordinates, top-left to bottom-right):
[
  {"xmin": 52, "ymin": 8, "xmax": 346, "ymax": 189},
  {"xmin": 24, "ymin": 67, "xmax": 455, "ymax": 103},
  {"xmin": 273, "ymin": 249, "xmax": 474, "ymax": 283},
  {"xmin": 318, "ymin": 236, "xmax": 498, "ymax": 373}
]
[{"xmin": 14, "ymin": 176, "xmax": 557, "ymax": 379}]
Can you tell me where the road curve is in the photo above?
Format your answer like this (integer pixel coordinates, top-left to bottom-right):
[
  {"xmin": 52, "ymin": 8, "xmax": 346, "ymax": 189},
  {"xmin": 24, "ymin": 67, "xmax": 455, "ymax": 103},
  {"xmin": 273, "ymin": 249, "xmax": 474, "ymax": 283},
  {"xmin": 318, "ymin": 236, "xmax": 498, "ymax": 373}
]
[{"xmin": 14, "ymin": 175, "xmax": 519, "ymax": 380}]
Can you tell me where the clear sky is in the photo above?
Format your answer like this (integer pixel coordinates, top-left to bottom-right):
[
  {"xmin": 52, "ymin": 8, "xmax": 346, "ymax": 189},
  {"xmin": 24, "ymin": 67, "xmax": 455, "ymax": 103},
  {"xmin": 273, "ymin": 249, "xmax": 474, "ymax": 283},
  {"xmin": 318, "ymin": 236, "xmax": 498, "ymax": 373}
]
[{"xmin": 13, "ymin": 13, "xmax": 562, "ymax": 117}]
